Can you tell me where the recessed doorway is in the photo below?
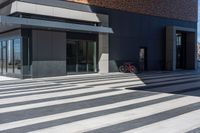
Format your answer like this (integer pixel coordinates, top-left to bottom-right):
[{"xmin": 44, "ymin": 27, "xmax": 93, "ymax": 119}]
[
  {"xmin": 139, "ymin": 47, "xmax": 147, "ymax": 71},
  {"xmin": 166, "ymin": 26, "xmax": 196, "ymax": 71},
  {"xmin": 67, "ymin": 39, "xmax": 98, "ymax": 74},
  {"xmin": 176, "ymin": 32, "xmax": 186, "ymax": 69}
]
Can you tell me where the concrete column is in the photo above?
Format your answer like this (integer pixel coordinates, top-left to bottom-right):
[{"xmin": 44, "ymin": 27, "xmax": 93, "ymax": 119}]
[
  {"xmin": 166, "ymin": 26, "xmax": 176, "ymax": 71},
  {"xmin": 97, "ymin": 14, "xmax": 109, "ymax": 73},
  {"xmin": 98, "ymin": 33, "xmax": 109, "ymax": 73}
]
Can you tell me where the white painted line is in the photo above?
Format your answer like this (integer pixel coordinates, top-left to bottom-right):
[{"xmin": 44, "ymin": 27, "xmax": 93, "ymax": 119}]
[
  {"xmin": 0, "ymin": 84, "xmax": 74, "ymax": 96},
  {"xmin": 0, "ymin": 82, "xmax": 55, "ymax": 89},
  {"xmin": 0, "ymin": 89, "xmax": 132, "ymax": 113},
  {"xmin": 0, "ymin": 85, "xmax": 119, "ymax": 104},
  {"xmin": 0, "ymin": 93, "xmax": 172, "ymax": 131},
  {"xmin": 124, "ymin": 109, "xmax": 200, "ymax": 133},
  {"xmin": 29, "ymin": 96, "xmax": 200, "ymax": 133}
]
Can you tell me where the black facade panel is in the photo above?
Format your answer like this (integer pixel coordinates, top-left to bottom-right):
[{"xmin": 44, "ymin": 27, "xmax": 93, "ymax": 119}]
[
  {"xmin": 89, "ymin": 6, "xmax": 197, "ymax": 70},
  {"xmin": 32, "ymin": 30, "xmax": 66, "ymax": 61},
  {"xmin": 32, "ymin": 30, "xmax": 66, "ymax": 78},
  {"xmin": 67, "ymin": 32, "xmax": 98, "ymax": 41}
]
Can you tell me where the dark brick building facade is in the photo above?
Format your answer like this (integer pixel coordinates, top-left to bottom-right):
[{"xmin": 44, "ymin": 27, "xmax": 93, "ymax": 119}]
[{"xmin": 67, "ymin": 0, "xmax": 197, "ymax": 22}]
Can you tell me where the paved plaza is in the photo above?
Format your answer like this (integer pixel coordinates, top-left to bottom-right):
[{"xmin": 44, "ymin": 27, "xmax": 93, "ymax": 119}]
[{"xmin": 0, "ymin": 71, "xmax": 200, "ymax": 133}]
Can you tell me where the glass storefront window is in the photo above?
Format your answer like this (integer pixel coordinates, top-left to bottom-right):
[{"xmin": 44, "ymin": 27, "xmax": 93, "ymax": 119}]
[
  {"xmin": 2, "ymin": 41, "xmax": 7, "ymax": 74},
  {"xmin": 7, "ymin": 40, "xmax": 14, "ymax": 74},
  {"xmin": 0, "ymin": 42, "xmax": 2, "ymax": 74},
  {"xmin": 67, "ymin": 39, "xmax": 97, "ymax": 74},
  {"xmin": 87, "ymin": 41, "xmax": 97, "ymax": 72},
  {"xmin": 67, "ymin": 40, "xmax": 78, "ymax": 73},
  {"xmin": 0, "ymin": 38, "xmax": 22, "ymax": 76},
  {"xmin": 78, "ymin": 41, "xmax": 87, "ymax": 72},
  {"xmin": 14, "ymin": 39, "xmax": 21, "ymax": 74}
]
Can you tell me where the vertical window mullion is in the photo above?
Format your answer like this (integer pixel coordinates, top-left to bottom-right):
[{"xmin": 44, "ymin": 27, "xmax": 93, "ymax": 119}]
[
  {"xmin": 5, "ymin": 42, "xmax": 7, "ymax": 73},
  {"xmin": 0, "ymin": 42, "xmax": 1, "ymax": 74},
  {"xmin": 12, "ymin": 40, "xmax": 14, "ymax": 73}
]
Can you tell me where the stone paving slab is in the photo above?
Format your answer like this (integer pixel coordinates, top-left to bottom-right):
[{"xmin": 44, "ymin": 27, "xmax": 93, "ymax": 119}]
[{"xmin": 0, "ymin": 71, "xmax": 199, "ymax": 133}]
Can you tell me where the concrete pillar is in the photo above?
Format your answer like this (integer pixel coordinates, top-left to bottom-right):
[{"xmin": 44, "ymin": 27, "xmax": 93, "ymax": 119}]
[
  {"xmin": 98, "ymin": 33, "xmax": 109, "ymax": 73},
  {"xmin": 166, "ymin": 26, "xmax": 176, "ymax": 71},
  {"xmin": 97, "ymin": 14, "xmax": 109, "ymax": 73}
]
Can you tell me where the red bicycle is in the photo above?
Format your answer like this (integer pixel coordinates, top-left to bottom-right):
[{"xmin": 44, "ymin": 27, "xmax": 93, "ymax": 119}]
[{"xmin": 119, "ymin": 63, "xmax": 138, "ymax": 73}]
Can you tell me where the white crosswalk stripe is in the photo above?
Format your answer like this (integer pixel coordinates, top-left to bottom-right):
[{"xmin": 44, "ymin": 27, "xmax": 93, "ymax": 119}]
[
  {"xmin": 0, "ymin": 71, "xmax": 199, "ymax": 133},
  {"xmin": 29, "ymin": 96, "xmax": 200, "ymax": 133},
  {"xmin": 124, "ymin": 109, "xmax": 200, "ymax": 133},
  {"xmin": 0, "ymin": 93, "xmax": 171, "ymax": 131},
  {"xmin": 0, "ymin": 89, "xmax": 132, "ymax": 113}
]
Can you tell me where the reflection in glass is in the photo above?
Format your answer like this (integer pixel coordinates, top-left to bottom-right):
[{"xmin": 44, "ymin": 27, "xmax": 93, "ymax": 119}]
[
  {"xmin": 78, "ymin": 41, "xmax": 87, "ymax": 72},
  {"xmin": 2, "ymin": 41, "xmax": 7, "ymax": 74},
  {"xmin": 14, "ymin": 39, "xmax": 21, "ymax": 74},
  {"xmin": 176, "ymin": 33, "xmax": 186, "ymax": 69},
  {"xmin": 88, "ymin": 41, "xmax": 97, "ymax": 72},
  {"xmin": 67, "ymin": 40, "xmax": 78, "ymax": 73},
  {"xmin": 67, "ymin": 39, "xmax": 97, "ymax": 73},
  {"xmin": 7, "ymin": 40, "xmax": 14, "ymax": 73},
  {"xmin": 0, "ymin": 42, "xmax": 2, "ymax": 74}
]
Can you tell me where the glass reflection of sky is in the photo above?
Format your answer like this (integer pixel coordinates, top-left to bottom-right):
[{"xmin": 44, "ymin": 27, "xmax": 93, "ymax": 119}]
[
  {"xmin": 7, "ymin": 40, "xmax": 13, "ymax": 63},
  {"xmin": 14, "ymin": 39, "xmax": 21, "ymax": 60},
  {"xmin": 198, "ymin": 0, "xmax": 200, "ymax": 42},
  {"xmin": 0, "ymin": 38, "xmax": 21, "ymax": 74}
]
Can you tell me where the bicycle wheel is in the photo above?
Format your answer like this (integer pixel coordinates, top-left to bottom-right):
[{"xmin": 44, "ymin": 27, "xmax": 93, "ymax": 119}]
[
  {"xmin": 129, "ymin": 66, "xmax": 138, "ymax": 73},
  {"xmin": 119, "ymin": 65, "xmax": 127, "ymax": 73}
]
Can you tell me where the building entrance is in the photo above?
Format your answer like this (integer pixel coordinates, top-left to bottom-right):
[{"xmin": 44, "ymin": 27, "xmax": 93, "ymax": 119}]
[
  {"xmin": 139, "ymin": 47, "xmax": 147, "ymax": 71},
  {"xmin": 176, "ymin": 32, "xmax": 186, "ymax": 69},
  {"xmin": 67, "ymin": 39, "xmax": 97, "ymax": 74}
]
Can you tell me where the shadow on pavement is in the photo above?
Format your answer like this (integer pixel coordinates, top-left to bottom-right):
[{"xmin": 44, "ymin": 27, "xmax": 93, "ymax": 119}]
[{"xmin": 127, "ymin": 70, "xmax": 200, "ymax": 97}]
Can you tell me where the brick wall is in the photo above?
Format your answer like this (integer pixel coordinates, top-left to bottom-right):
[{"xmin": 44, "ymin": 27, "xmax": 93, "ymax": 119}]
[{"xmin": 66, "ymin": 0, "xmax": 198, "ymax": 22}]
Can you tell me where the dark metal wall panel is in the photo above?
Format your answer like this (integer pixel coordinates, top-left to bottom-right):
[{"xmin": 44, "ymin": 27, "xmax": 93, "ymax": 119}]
[
  {"xmin": 32, "ymin": 30, "xmax": 66, "ymax": 61},
  {"xmin": 67, "ymin": 31, "xmax": 98, "ymax": 41},
  {"xmin": 32, "ymin": 30, "xmax": 66, "ymax": 78},
  {"xmin": 93, "ymin": 7, "xmax": 197, "ymax": 71}
]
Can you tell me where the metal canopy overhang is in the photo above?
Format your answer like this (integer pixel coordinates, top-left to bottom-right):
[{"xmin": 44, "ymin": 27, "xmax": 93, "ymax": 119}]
[{"xmin": 0, "ymin": 16, "xmax": 114, "ymax": 34}]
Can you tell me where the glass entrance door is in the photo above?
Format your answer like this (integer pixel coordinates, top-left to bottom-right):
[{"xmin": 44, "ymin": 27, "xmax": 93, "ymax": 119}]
[
  {"xmin": 67, "ymin": 40, "xmax": 78, "ymax": 73},
  {"xmin": 176, "ymin": 32, "xmax": 186, "ymax": 69},
  {"xmin": 67, "ymin": 39, "xmax": 97, "ymax": 74},
  {"xmin": 78, "ymin": 41, "xmax": 87, "ymax": 72},
  {"xmin": 87, "ymin": 41, "xmax": 97, "ymax": 72}
]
